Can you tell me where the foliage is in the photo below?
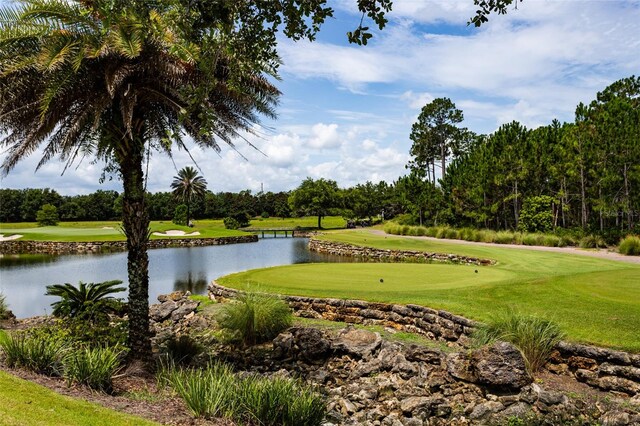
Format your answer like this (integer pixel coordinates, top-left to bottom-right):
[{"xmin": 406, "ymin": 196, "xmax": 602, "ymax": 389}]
[
  {"xmin": 217, "ymin": 292, "xmax": 292, "ymax": 346},
  {"xmin": 619, "ymin": 235, "xmax": 640, "ymax": 255},
  {"xmin": 173, "ymin": 204, "xmax": 188, "ymax": 226},
  {"xmin": 160, "ymin": 361, "xmax": 326, "ymax": 425},
  {"xmin": 473, "ymin": 312, "xmax": 564, "ymax": 373},
  {"xmin": 579, "ymin": 235, "xmax": 607, "ymax": 249},
  {"xmin": 63, "ymin": 346, "xmax": 125, "ymax": 393},
  {"xmin": 0, "ymin": 330, "xmax": 66, "ymax": 375},
  {"xmin": 171, "ymin": 167, "xmax": 208, "ymax": 225},
  {"xmin": 0, "ymin": 292, "xmax": 9, "ymax": 320},
  {"xmin": 518, "ymin": 196, "xmax": 555, "ymax": 233},
  {"xmin": 289, "ymin": 178, "xmax": 340, "ymax": 229},
  {"xmin": 36, "ymin": 204, "xmax": 59, "ymax": 226},
  {"xmin": 161, "ymin": 334, "xmax": 203, "ymax": 366},
  {"xmin": 408, "ymin": 98, "xmax": 468, "ymax": 182},
  {"xmin": 45, "ymin": 280, "xmax": 125, "ymax": 321},
  {"xmin": 223, "ymin": 217, "xmax": 241, "ymax": 230}
]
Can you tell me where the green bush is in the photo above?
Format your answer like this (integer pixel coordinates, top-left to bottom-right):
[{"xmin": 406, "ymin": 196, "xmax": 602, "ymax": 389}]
[
  {"xmin": 217, "ymin": 292, "xmax": 292, "ymax": 346},
  {"xmin": 473, "ymin": 312, "xmax": 564, "ymax": 373},
  {"xmin": 45, "ymin": 280, "xmax": 125, "ymax": 321},
  {"xmin": 542, "ymin": 235, "xmax": 561, "ymax": 247},
  {"xmin": 223, "ymin": 216, "xmax": 241, "ymax": 230},
  {"xmin": 161, "ymin": 334, "xmax": 203, "ymax": 366},
  {"xmin": 172, "ymin": 204, "xmax": 188, "ymax": 226},
  {"xmin": 0, "ymin": 330, "xmax": 66, "ymax": 375},
  {"xmin": 579, "ymin": 235, "xmax": 607, "ymax": 249},
  {"xmin": 161, "ymin": 362, "xmax": 325, "ymax": 425},
  {"xmin": 36, "ymin": 203, "xmax": 59, "ymax": 226},
  {"xmin": 618, "ymin": 235, "xmax": 640, "ymax": 255},
  {"xmin": 495, "ymin": 231, "xmax": 515, "ymax": 244},
  {"xmin": 518, "ymin": 196, "xmax": 554, "ymax": 233},
  {"xmin": 63, "ymin": 346, "xmax": 125, "ymax": 393}
]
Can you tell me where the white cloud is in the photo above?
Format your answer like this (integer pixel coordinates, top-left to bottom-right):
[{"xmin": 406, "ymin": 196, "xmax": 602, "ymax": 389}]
[
  {"xmin": 308, "ymin": 123, "xmax": 342, "ymax": 149},
  {"xmin": 400, "ymin": 91, "xmax": 434, "ymax": 109}
]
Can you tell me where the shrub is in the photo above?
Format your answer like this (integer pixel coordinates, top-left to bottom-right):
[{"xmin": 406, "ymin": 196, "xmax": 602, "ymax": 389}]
[
  {"xmin": 619, "ymin": 235, "xmax": 640, "ymax": 255},
  {"xmin": 517, "ymin": 196, "xmax": 554, "ymax": 233},
  {"xmin": 473, "ymin": 312, "xmax": 564, "ymax": 374},
  {"xmin": 261, "ymin": 211, "xmax": 270, "ymax": 219},
  {"xmin": 161, "ymin": 362, "xmax": 326, "ymax": 425},
  {"xmin": 579, "ymin": 235, "xmax": 607, "ymax": 249},
  {"xmin": 36, "ymin": 203, "xmax": 59, "ymax": 226},
  {"xmin": 444, "ymin": 228, "xmax": 459, "ymax": 240},
  {"xmin": 162, "ymin": 334, "xmax": 203, "ymax": 365},
  {"xmin": 542, "ymin": 235, "xmax": 561, "ymax": 247},
  {"xmin": 415, "ymin": 226, "xmax": 427, "ymax": 236},
  {"xmin": 479, "ymin": 230, "xmax": 497, "ymax": 243},
  {"xmin": 173, "ymin": 204, "xmax": 188, "ymax": 226},
  {"xmin": 495, "ymin": 231, "xmax": 515, "ymax": 244},
  {"xmin": 217, "ymin": 292, "xmax": 292, "ymax": 346},
  {"xmin": 238, "ymin": 375, "xmax": 326, "ymax": 426},
  {"xmin": 223, "ymin": 216, "xmax": 241, "ymax": 230},
  {"xmin": 45, "ymin": 280, "xmax": 125, "ymax": 321},
  {"xmin": 0, "ymin": 330, "xmax": 66, "ymax": 375},
  {"xmin": 63, "ymin": 346, "xmax": 125, "ymax": 393}
]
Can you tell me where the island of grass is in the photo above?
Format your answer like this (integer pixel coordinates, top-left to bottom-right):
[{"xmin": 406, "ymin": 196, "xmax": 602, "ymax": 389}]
[{"xmin": 218, "ymin": 230, "xmax": 640, "ymax": 353}]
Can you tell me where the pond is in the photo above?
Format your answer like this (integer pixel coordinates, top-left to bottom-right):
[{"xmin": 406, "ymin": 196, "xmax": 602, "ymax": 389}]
[{"xmin": 0, "ymin": 238, "xmax": 345, "ymax": 318}]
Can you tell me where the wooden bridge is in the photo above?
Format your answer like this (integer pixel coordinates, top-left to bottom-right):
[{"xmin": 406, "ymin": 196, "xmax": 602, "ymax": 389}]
[{"xmin": 241, "ymin": 227, "xmax": 299, "ymax": 238}]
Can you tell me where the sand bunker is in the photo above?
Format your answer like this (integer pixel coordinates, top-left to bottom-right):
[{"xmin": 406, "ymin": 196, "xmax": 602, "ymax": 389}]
[
  {"xmin": 152, "ymin": 229, "xmax": 200, "ymax": 237},
  {"xmin": 0, "ymin": 234, "xmax": 23, "ymax": 241}
]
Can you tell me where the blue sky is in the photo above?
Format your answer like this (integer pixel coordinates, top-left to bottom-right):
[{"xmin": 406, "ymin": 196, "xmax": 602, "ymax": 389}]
[{"xmin": 1, "ymin": 0, "xmax": 639, "ymax": 195}]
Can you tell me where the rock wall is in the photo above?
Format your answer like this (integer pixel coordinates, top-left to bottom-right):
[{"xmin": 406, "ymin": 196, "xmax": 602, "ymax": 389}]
[
  {"xmin": 208, "ymin": 282, "xmax": 640, "ymax": 397},
  {"xmin": 308, "ymin": 239, "xmax": 495, "ymax": 266},
  {"xmin": 0, "ymin": 235, "xmax": 257, "ymax": 255}
]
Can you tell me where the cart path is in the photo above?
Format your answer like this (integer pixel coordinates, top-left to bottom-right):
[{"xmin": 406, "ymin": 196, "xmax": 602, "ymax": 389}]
[{"xmin": 365, "ymin": 229, "xmax": 640, "ymax": 265}]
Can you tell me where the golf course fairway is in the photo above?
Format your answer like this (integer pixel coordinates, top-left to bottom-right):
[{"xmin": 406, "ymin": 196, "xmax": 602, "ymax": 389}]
[{"xmin": 218, "ymin": 230, "xmax": 640, "ymax": 352}]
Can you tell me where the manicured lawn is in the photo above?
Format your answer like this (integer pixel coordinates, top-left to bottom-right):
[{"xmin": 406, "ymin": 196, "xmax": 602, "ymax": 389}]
[
  {"xmin": 0, "ymin": 371, "xmax": 159, "ymax": 426},
  {"xmin": 0, "ymin": 216, "xmax": 347, "ymax": 241},
  {"xmin": 218, "ymin": 230, "xmax": 640, "ymax": 352},
  {"xmin": 0, "ymin": 220, "xmax": 245, "ymax": 241}
]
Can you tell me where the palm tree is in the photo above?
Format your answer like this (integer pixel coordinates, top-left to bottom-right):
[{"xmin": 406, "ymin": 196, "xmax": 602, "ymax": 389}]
[
  {"xmin": 171, "ymin": 166, "xmax": 207, "ymax": 226},
  {"xmin": 45, "ymin": 280, "xmax": 126, "ymax": 319},
  {"xmin": 0, "ymin": 0, "xmax": 279, "ymax": 361}
]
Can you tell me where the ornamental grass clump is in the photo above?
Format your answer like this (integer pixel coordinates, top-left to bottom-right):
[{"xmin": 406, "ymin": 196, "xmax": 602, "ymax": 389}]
[
  {"xmin": 217, "ymin": 292, "xmax": 292, "ymax": 346},
  {"xmin": 0, "ymin": 293, "xmax": 9, "ymax": 320},
  {"xmin": 619, "ymin": 235, "xmax": 640, "ymax": 255},
  {"xmin": 63, "ymin": 346, "xmax": 125, "ymax": 393},
  {"xmin": 473, "ymin": 312, "xmax": 564, "ymax": 374},
  {"xmin": 160, "ymin": 361, "xmax": 326, "ymax": 425},
  {"xmin": 0, "ymin": 330, "xmax": 66, "ymax": 376}
]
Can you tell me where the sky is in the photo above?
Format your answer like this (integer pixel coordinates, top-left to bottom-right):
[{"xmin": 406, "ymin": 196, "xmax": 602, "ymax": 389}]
[{"xmin": 1, "ymin": 0, "xmax": 639, "ymax": 195}]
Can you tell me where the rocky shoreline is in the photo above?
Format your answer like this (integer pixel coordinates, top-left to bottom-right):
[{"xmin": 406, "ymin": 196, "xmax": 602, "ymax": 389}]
[
  {"xmin": 308, "ymin": 239, "xmax": 495, "ymax": 266},
  {"xmin": 0, "ymin": 234, "xmax": 257, "ymax": 255}
]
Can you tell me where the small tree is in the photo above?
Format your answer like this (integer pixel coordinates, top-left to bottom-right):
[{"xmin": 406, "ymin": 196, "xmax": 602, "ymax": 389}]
[
  {"xmin": 289, "ymin": 178, "xmax": 340, "ymax": 229},
  {"xmin": 173, "ymin": 204, "xmax": 188, "ymax": 226},
  {"xmin": 36, "ymin": 204, "xmax": 59, "ymax": 226},
  {"xmin": 171, "ymin": 167, "xmax": 208, "ymax": 226}
]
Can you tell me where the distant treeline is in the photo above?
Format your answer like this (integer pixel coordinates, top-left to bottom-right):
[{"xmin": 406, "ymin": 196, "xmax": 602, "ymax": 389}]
[{"xmin": 0, "ymin": 188, "xmax": 292, "ymax": 223}]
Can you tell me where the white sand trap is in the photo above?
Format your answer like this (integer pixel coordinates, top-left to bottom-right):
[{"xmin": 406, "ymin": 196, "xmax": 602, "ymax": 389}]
[
  {"xmin": 152, "ymin": 229, "xmax": 200, "ymax": 237},
  {"xmin": 0, "ymin": 234, "xmax": 23, "ymax": 241},
  {"xmin": 102, "ymin": 226, "xmax": 115, "ymax": 229}
]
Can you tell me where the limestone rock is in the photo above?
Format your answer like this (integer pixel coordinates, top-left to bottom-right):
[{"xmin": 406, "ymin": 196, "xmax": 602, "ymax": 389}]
[
  {"xmin": 471, "ymin": 342, "xmax": 532, "ymax": 389},
  {"xmin": 333, "ymin": 326, "xmax": 382, "ymax": 359},
  {"xmin": 149, "ymin": 300, "xmax": 178, "ymax": 322}
]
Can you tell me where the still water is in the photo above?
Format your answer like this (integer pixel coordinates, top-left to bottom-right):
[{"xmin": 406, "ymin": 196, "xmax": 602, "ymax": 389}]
[{"xmin": 0, "ymin": 238, "xmax": 340, "ymax": 318}]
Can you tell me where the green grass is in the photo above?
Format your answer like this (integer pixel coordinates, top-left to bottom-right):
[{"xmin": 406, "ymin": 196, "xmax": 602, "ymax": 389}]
[
  {"xmin": 0, "ymin": 370, "xmax": 159, "ymax": 426},
  {"xmin": 0, "ymin": 220, "xmax": 245, "ymax": 242},
  {"xmin": 218, "ymin": 230, "xmax": 640, "ymax": 352}
]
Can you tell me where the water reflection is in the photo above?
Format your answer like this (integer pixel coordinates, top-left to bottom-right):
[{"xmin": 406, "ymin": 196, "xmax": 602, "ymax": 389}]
[
  {"xmin": 174, "ymin": 272, "xmax": 208, "ymax": 294},
  {"xmin": 0, "ymin": 253, "xmax": 59, "ymax": 268},
  {"xmin": 0, "ymin": 238, "xmax": 348, "ymax": 318}
]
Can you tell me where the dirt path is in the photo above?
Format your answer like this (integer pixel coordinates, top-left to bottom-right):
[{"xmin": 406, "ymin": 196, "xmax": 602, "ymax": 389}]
[{"xmin": 366, "ymin": 229, "xmax": 640, "ymax": 265}]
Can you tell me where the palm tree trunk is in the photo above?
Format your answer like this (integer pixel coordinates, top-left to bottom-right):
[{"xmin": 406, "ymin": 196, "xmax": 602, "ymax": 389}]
[{"xmin": 119, "ymin": 144, "xmax": 151, "ymax": 363}]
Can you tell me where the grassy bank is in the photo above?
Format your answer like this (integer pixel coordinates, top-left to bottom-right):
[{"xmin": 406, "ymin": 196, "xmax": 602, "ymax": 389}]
[
  {"xmin": 0, "ymin": 216, "xmax": 346, "ymax": 242},
  {"xmin": 0, "ymin": 371, "xmax": 158, "ymax": 426},
  {"xmin": 218, "ymin": 230, "xmax": 640, "ymax": 352}
]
